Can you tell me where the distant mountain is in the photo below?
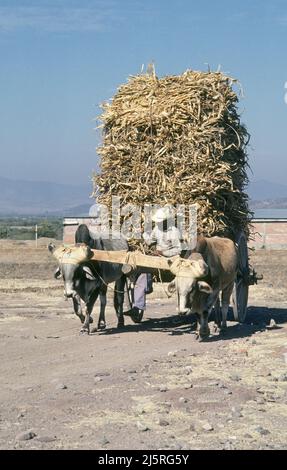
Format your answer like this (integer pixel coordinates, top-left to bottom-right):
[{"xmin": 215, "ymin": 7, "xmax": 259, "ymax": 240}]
[
  {"xmin": 248, "ymin": 180, "xmax": 287, "ymax": 201},
  {"xmin": 48, "ymin": 204, "xmax": 92, "ymax": 217},
  {"xmin": 248, "ymin": 180, "xmax": 287, "ymax": 209},
  {"xmin": 250, "ymin": 198, "xmax": 287, "ymax": 210},
  {"xmin": 1, "ymin": 176, "xmax": 287, "ymax": 216},
  {"xmin": 0, "ymin": 176, "xmax": 93, "ymax": 216}
]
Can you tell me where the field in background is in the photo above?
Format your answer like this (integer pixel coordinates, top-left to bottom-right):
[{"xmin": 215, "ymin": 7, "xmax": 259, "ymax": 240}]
[{"xmin": 0, "ymin": 217, "xmax": 63, "ymax": 241}]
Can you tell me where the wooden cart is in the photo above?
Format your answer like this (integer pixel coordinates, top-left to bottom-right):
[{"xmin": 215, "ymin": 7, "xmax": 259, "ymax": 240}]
[{"xmin": 232, "ymin": 231, "xmax": 262, "ymax": 323}]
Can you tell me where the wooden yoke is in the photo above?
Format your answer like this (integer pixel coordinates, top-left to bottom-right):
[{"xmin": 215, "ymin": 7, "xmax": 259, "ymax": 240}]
[
  {"xmin": 90, "ymin": 249, "xmax": 172, "ymax": 271},
  {"xmin": 90, "ymin": 249, "xmax": 204, "ymax": 278}
]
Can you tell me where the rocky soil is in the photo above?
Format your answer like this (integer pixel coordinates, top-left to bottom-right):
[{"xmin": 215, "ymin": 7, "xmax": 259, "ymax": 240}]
[{"xmin": 0, "ymin": 240, "xmax": 287, "ymax": 450}]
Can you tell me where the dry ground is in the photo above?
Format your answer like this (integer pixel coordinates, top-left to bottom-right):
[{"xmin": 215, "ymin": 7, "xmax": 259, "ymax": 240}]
[{"xmin": 0, "ymin": 239, "xmax": 287, "ymax": 450}]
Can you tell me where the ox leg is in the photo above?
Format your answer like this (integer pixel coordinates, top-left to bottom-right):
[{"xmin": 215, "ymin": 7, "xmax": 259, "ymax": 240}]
[
  {"xmin": 193, "ymin": 313, "xmax": 200, "ymax": 333},
  {"xmin": 198, "ymin": 289, "xmax": 220, "ymax": 341},
  {"xmin": 80, "ymin": 291, "xmax": 99, "ymax": 335},
  {"xmin": 98, "ymin": 285, "xmax": 107, "ymax": 330},
  {"xmin": 198, "ymin": 311, "xmax": 210, "ymax": 341},
  {"xmin": 114, "ymin": 277, "xmax": 125, "ymax": 329},
  {"xmin": 72, "ymin": 295, "xmax": 85, "ymax": 324},
  {"xmin": 213, "ymin": 297, "xmax": 221, "ymax": 332},
  {"xmin": 220, "ymin": 282, "xmax": 234, "ymax": 333},
  {"xmin": 81, "ymin": 305, "xmax": 92, "ymax": 334}
]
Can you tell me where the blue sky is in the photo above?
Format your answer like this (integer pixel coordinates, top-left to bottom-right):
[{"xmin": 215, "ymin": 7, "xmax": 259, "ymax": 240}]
[{"xmin": 0, "ymin": 0, "xmax": 286, "ymax": 186}]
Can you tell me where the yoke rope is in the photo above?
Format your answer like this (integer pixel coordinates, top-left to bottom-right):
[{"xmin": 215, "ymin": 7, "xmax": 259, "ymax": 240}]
[{"xmin": 85, "ymin": 261, "xmax": 126, "ymax": 295}]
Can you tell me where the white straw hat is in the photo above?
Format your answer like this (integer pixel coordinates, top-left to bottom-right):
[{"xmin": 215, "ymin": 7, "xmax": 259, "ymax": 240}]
[{"xmin": 152, "ymin": 206, "xmax": 173, "ymax": 223}]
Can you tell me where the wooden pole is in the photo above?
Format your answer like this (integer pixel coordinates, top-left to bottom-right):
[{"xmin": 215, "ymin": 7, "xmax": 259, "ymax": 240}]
[{"xmin": 90, "ymin": 249, "xmax": 172, "ymax": 271}]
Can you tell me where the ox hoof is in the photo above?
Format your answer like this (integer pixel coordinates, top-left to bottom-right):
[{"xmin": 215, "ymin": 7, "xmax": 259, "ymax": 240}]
[
  {"xmin": 80, "ymin": 328, "xmax": 89, "ymax": 335},
  {"xmin": 198, "ymin": 335, "xmax": 210, "ymax": 342},
  {"xmin": 197, "ymin": 329, "xmax": 210, "ymax": 341},
  {"xmin": 98, "ymin": 321, "xmax": 106, "ymax": 330}
]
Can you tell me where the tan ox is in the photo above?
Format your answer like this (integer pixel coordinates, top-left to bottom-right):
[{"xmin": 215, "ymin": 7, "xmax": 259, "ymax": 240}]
[{"xmin": 168, "ymin": 236, "xmax": 238, "ymax": 341}]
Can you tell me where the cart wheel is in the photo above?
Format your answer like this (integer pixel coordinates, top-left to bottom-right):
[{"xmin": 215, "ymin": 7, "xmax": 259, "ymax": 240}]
[{"xmin": 232, "ymin": 232, "xmax": 249, "ymax": 323}]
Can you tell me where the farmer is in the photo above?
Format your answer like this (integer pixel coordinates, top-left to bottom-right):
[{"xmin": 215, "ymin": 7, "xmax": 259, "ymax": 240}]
[
  {"xmin": 143, "ymin": 206, "xmax": 184, "ymax": 257},
  {"xmin": 124, "ymin": 270, "xmax": 153, "ymax": 323},
  {"xmin": 125, "ymin": 206, "xmax": 184, "ymax": 322}
]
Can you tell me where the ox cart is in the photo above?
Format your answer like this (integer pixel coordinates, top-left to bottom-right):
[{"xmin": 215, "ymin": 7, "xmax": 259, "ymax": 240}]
[
  {"xmin": 87, "ymin": 230, "xmax": 262, "ymax": 324},
  {"xmin": 87, "ymin": 68, "xmax": 262, "ymax": 324},
  {"xmin": 86, "ymin": 69, "xmax": 262, "ymax": 324}
]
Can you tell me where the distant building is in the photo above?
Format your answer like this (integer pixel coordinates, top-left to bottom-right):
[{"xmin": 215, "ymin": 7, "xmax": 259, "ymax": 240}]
[{"xmin": 63, "ymin": 217, "xmax": 287, "ymax": 250}]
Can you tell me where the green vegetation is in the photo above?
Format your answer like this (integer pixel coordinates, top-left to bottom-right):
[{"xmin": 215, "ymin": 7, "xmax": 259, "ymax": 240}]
[{"xmin": 0, "ymin": 217, "xmax": 63, "ymax": 240}]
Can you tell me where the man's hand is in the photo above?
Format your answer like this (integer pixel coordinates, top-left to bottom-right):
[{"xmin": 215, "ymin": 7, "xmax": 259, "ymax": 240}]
[{"xmin": 154, "ymin": 250, "xmax": 163, "ymax": 256}]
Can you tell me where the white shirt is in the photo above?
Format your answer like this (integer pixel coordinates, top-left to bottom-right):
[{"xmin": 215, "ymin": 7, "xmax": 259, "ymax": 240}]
[{"xmin": 143, "ymin": 226, "xmax": 182, "ymax": 257}]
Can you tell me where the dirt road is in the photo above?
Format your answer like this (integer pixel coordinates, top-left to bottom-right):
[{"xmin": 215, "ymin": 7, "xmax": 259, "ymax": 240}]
[{"xmin": 0, "ymin": 240, "xmax": 287, "ymax": 450}]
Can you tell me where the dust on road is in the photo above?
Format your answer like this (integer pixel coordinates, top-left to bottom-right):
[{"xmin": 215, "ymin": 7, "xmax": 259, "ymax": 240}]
[{"xmin": 0, "ymin": 240, "xmax": 287, "ymax": 450}]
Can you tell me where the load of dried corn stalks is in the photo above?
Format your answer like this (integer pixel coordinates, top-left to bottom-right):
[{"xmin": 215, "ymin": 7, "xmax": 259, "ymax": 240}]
[{"xmin": 93, "ymin": 69, "xmax": 252, "ymax": 248}]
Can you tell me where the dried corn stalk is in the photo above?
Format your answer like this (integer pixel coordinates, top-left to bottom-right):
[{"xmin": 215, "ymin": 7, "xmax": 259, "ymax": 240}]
[{"xmin": 93, "ymin": 69, "xmax": 252, "ymax": 249}]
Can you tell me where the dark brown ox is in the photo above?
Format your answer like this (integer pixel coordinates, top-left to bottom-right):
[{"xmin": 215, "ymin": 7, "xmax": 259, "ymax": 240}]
[{"xmin": 168, "ymin": 236, "xmax": 238, "ymax": 341}]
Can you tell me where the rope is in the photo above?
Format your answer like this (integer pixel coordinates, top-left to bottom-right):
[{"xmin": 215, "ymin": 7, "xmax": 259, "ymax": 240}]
[
  {"xmin": 85, "ymin": 261, "xmax": 126, "ymax": 294},
  {"xmin": 53, "ymin": 245, "xmax": 93, "ymax": 265},
  {"xmin": 123, "ymin": 251, "xmax": 137, "ymax": 270},
  {"xmin": 53, "ymin": 245, "xmax": 126, "ymax": 294},
  {"xmin": 168, "ymin": 256, "xmax": 207, "ymax": 278},
  {"xmin": 52, "ymin": 245, "xmax": 206, "ymax": 280}
]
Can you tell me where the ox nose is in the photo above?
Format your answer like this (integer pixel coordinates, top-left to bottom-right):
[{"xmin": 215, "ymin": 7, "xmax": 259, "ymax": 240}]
[
  {"xmin": 177, "ymin": 307, "xmax": 189, "ymax": 315},
  {"xmin": 65, "ymin": 292, "xmax": 75, "ymax": 299},
  {"xmin": 63, "ymin": 280, "xmax": 77, "ymax": 299},
  {"xmin": 64, "ymin": 286, "xmax": 77, "ymax": 299},
  {"xmin": 178, "ymin": 295, "xmax": 189, "ymax": 315}
]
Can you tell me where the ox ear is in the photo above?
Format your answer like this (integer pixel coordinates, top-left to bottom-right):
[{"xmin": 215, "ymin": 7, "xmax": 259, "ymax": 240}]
[
  {"xmin": 167, "ymin": 280, "xmax": 176, "ymax": 294},
  {"xmin": 82, "ymin": 266, "xmax": 96, "ymax": 280},
  {"xmin": 197, "ymin": 281, "xmax": 213, "ymax": 294},
  {"xmin": 54, "ymin": 267, "xmax": 62, "ymax": 279}
]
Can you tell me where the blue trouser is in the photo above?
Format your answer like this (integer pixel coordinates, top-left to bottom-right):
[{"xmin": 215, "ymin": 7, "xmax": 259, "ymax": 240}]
[
  {"xmin": 124, "ymin": 273, "xmax": 152, "ymax": 312},
  {"xmin": 133, "ymin": 273, "xmax": 148, "ymax": 310}
]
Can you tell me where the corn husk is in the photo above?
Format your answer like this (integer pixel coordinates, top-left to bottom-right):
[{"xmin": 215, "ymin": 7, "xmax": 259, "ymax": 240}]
[{"xmin": 93, "ymin": 69, "xmax": 252, "ymax": 250}]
